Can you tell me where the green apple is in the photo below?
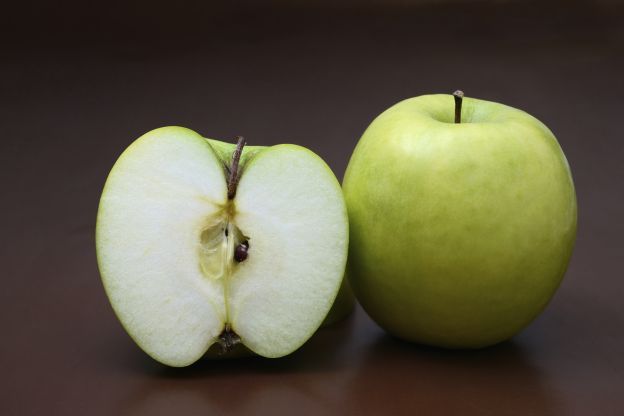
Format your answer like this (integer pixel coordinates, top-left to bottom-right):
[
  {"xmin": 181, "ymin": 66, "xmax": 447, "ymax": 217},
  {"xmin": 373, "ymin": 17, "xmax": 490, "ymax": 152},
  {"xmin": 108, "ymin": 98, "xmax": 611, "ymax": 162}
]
[
  {"xmin": 343, "ymin": 92, "xmax": 577, "ymax": 348},
  {"xmin": 96, "ymin": 127, "xmax": 349, "ymax": 366}
]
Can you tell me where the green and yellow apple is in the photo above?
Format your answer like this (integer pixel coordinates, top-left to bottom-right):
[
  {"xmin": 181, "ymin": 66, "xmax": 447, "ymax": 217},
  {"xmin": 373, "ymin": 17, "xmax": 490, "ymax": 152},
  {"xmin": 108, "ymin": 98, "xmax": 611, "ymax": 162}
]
[
  {"xmin": 96, "ymin": 127, "xmax": 350, "ymax": 366},
  {"xmin": 343, "ymin": 92, "xmax": 577, "ymax": 348}
]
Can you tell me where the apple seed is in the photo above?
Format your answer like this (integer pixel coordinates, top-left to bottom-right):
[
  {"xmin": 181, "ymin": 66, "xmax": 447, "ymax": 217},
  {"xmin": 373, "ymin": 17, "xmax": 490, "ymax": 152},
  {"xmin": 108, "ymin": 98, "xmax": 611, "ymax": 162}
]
[{"xmin": 234, "ymin": 241, "xmax": 249, "ymax": 262}]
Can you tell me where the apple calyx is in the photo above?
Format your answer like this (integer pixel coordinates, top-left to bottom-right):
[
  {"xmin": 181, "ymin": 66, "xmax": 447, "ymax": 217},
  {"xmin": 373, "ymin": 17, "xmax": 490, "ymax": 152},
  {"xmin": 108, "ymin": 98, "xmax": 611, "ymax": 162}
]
[
  {"xmin": 453, "ymin": 90, "xmax": 464, "ymax": 124},
  {"xmin": 218, "ymin": 324, "xmax": 242, "ymax": 354}
]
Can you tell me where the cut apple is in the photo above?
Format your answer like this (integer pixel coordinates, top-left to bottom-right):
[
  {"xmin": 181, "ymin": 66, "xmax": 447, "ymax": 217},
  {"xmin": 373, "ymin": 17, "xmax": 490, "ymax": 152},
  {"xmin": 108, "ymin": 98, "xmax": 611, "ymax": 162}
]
[{"xmin": 96, "ymin": 127, "xmax": 348, "ymax": 366}]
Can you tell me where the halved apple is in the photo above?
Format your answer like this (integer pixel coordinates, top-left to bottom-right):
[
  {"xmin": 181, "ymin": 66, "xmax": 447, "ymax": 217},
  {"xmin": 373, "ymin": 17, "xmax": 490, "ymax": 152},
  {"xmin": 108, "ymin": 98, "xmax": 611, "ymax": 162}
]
[{"xmin": 96, "ymin": 127, "xmax": 349, "ymax": 366}]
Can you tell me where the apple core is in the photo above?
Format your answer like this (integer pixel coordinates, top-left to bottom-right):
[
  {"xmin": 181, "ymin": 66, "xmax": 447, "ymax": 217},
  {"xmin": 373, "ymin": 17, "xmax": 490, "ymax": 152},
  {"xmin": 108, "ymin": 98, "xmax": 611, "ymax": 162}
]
[
  {"xmin": 197, "ymin": 136, "xmax": 250, "ymax": 284},
  {"xmin": 198, "ymin": 218, "xmax": 248, "ymax": 281},
  {"xmin": 197, "ymin": 136, "xmax": 255, "ymax": 351}
]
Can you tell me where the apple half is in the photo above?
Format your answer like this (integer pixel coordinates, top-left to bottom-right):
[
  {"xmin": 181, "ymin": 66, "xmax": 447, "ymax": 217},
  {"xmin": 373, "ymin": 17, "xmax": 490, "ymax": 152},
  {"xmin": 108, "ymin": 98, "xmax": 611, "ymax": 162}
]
[{"xmin": 96, "ymin": 127, "xmax": 348, "ymax": 366}]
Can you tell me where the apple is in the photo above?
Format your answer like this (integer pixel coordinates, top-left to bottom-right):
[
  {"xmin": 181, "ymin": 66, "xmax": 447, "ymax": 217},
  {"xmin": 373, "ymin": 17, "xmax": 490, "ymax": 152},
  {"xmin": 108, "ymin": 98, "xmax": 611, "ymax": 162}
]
[
  {"xmin": 343, "ymin": 92, "xmax": 577, "ymax": 348},
  {"xmin": 96, "ymin": 127, "xmax": 349, "ymax": 366}
]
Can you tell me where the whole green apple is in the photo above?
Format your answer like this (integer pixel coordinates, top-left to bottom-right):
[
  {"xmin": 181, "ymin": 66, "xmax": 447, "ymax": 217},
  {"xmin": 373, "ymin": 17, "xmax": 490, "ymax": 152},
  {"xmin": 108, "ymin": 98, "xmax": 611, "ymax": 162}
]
[{"xmin": 343, "ymin": 92, "xmax": 577, "ymax": 348}]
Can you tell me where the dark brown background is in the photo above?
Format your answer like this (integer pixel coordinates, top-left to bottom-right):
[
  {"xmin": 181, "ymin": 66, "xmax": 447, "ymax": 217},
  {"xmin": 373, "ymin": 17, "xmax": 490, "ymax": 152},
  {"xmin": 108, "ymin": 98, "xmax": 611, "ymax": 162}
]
[{"xmin": 2, "ymin": 1, "xmax": 623, "ymax": 415}]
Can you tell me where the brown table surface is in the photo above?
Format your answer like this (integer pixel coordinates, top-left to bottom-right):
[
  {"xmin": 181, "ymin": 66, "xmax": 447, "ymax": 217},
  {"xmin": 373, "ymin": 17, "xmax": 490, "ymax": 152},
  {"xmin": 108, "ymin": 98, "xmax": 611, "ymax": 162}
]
[{"xmin": 2, "ymin": 1, "xmax": 623, "ymax": 415}]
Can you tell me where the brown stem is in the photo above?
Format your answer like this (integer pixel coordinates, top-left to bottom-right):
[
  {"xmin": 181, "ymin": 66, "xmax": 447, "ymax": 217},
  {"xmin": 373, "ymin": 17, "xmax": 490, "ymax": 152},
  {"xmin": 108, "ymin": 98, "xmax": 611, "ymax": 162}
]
[
  {"xmin": 453, "ymin": 90, "xmax": 464, "ymax": 124},
  {"xmin": 227, "ymin": 136, "xmax": 246, "ymax": 199}
]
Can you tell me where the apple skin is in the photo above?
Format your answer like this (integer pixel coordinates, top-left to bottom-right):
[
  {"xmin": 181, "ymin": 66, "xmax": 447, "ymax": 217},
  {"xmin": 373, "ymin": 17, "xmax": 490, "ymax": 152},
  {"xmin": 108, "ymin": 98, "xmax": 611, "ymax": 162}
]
[
  {"xmin": 322, "ymin": 277, "xmax": 355, "ymax": 326},
  {"xmin": 343, "ymin": 94, "xmax": 577, "ymax": 348}
]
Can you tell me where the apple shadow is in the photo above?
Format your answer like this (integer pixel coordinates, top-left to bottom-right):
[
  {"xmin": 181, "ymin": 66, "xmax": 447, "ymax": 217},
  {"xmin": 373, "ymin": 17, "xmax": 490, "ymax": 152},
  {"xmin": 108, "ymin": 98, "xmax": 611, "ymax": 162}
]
[
  {"xmin": 115, "ymin": 315, "xmax": 361, "ymax": 416},
  {"xmin": 118, "ymin": 376, "xmax": 347, "ymax": 416},
  {"xmin": 112, "ymin": 308, "xmax": 561, "ymax": 415},
  {"xmin": 121, "ymin": 312, "xmax": 359, "ymax": 379},
  {"xmin": 341, "ymin": 332, "xmax": 561, "ymax": 415}
]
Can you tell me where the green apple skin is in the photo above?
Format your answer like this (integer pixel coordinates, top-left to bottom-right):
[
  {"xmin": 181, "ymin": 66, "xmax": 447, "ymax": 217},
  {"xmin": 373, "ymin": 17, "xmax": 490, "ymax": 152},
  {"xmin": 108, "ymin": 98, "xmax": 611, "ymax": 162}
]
[
  {"xmin": 343, "ymin": 94, "xmax": 577, "ymax": 348},
  {"xmin": 322, "ymin": 277, "xmax": 356, "ymax": 326}
]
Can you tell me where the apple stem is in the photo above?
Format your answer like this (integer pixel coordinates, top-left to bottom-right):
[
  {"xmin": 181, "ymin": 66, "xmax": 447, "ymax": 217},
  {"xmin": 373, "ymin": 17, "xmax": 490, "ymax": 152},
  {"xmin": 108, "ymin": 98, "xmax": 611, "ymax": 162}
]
[
  {"xmin": 227, "ymin": 136, "xmax": 246, "ymax": 199},
  {"xmin": 453, "ymin": 90, "xmax": 464, "ymax": 124}
]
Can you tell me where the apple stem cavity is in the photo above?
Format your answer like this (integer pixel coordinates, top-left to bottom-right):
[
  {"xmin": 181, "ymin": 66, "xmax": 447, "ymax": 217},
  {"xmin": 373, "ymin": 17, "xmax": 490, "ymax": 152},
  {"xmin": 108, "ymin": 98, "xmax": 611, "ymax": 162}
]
[
  {"xmin": 227, "ymin": 136, "xmax": 246, "ymax": 199},
  {"xmin": 453, "ymin": 90, "xmax": 464, "ymax": 124}
]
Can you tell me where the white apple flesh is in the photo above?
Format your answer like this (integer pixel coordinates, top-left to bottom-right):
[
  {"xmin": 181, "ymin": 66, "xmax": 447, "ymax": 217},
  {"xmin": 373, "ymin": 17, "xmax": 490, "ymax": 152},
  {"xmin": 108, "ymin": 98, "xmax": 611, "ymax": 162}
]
[{"xmin": 96, "ymin": 127, "xmax": 348, "ymax": 366}]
